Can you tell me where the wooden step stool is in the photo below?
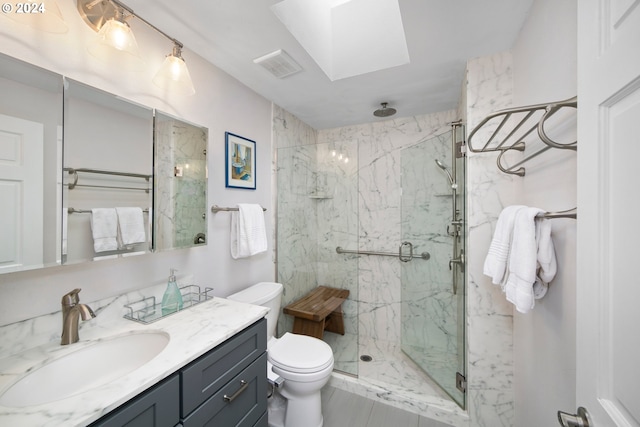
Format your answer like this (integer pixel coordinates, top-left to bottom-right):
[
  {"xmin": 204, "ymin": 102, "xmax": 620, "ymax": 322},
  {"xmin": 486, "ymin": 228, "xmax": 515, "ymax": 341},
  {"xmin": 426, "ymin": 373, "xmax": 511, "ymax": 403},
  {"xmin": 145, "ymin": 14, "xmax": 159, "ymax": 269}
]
[{"xmin": 283, "ymin": 286, "xmax": 349, "ymax": 339}]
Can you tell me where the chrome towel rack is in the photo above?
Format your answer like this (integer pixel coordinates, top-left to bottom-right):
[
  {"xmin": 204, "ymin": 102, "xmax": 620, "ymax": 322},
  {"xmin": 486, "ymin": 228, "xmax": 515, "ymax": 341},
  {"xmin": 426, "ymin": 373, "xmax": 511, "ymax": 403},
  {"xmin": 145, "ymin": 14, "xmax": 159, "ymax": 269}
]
[
  {"xmin": 336, "ymin": 242, "xmax": 430, "ymax": 262},
  {"xmin": 467, "ymin": 96, "xmax": 577, "ymax": 176},
  {"xmin": 64, "ymin": 167, "xmax": 151, "ymax": 192},
  {"xmin": 67, "ymin": 207, "xmax": 150, "ymax": 214},
  {"xmin": 211, "ymin": 205, "xmax": 266, "ymax": 213},
  {"xmin": 468, "ymin": 97, "xmax": 578, "ymax": 220}
]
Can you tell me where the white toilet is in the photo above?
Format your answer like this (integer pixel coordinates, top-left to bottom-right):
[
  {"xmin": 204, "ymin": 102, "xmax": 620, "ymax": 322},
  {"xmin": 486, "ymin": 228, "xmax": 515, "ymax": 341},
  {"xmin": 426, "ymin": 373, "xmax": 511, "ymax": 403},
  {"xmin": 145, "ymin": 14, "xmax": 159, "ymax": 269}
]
[{"xmin": 227, "ymin": 282, "xmax": 334, "ymax": 427}]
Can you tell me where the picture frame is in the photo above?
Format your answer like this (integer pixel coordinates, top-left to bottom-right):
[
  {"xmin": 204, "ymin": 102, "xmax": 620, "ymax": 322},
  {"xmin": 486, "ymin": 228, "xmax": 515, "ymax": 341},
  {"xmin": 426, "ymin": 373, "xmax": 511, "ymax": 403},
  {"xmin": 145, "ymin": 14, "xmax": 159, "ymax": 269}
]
[{"xmin": 225, "ymin": 132, "xmax": 256, "ymax": 189}]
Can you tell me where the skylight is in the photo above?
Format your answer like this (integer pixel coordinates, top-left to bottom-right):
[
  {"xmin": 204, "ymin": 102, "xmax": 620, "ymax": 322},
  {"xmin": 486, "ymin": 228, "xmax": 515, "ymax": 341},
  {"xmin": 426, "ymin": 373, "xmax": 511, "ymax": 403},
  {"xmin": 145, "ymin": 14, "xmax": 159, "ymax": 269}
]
[{"xmin": 271, "ymin": 0, "xmax": 410, "ymax": 81}]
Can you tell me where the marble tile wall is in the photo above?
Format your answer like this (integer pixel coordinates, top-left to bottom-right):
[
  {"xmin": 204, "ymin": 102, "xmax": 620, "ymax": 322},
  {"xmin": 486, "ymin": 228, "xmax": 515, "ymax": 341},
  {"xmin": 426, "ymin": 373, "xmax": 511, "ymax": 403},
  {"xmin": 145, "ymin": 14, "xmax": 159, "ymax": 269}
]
[
  {"xmin": 272, "ymin": 105, "xmax": 321, "ymax": 341},
  {"xmin": 318, "ymin": 112, "xmax": 457, "ymax": 351},
  {"xmin": 465, "ymin": 51, "xmax": 519, "ymax": 426}
]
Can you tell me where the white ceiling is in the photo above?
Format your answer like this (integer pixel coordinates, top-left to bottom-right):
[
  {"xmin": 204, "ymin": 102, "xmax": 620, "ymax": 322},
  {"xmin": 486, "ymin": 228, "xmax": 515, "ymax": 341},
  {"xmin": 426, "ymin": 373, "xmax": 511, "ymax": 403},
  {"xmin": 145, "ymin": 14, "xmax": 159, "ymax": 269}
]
[{"xmin": 125, "ymin": 0, "xmax": 533, "ymax": 130}]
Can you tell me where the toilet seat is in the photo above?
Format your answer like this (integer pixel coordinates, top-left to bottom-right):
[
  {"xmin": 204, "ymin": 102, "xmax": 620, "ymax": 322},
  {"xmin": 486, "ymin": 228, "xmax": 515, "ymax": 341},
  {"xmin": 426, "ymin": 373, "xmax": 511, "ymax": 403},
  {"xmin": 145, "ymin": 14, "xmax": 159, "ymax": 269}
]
[{"xmin": 268, "ymin": 333, "xmax": 333, "ymax": 374}]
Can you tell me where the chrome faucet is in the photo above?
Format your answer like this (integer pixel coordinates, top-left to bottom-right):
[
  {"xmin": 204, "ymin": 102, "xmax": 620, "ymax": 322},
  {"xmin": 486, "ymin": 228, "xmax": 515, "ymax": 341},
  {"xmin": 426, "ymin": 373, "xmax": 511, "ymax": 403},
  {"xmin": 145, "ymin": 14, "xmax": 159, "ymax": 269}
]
[{"xmin": 61, "ymin": 288, "xmax": 96, "ymax": 345}]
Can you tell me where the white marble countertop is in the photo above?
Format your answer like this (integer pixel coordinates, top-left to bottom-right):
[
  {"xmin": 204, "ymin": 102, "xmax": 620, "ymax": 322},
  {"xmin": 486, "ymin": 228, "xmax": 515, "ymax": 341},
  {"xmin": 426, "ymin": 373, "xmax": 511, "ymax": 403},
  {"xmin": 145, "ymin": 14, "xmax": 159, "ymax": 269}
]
[{"xmin": 0, "ymin": 296, "xmax": 268, "ymax": 426}]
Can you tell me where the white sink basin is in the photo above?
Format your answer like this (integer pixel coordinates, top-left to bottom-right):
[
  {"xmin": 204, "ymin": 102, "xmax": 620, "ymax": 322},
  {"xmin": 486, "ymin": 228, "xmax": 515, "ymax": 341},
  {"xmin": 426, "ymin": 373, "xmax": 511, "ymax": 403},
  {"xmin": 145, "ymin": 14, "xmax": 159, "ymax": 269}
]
[{"xmin": 0, "ymin": 331, "xmax": 169, "ymax": 407}]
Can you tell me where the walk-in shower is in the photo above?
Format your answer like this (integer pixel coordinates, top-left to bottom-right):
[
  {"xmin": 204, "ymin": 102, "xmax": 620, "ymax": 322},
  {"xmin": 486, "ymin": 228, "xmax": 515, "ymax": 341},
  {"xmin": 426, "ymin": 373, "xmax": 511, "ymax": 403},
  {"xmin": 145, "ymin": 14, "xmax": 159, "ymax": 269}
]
[{"xmin": 275, "ymin": 121, "xmax": 466, "ymax": 414}]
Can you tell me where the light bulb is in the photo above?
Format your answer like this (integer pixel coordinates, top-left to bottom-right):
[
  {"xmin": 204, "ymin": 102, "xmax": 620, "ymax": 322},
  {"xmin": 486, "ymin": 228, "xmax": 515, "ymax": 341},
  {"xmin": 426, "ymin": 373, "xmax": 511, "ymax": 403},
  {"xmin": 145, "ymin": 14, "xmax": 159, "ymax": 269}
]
[
  {"xmin": 87, "ymin": 13, "xmax": 143, "ymax": 70},
  {"xmin": 153, "ymin": 45, "xmax": 196, "ymax": 96}
]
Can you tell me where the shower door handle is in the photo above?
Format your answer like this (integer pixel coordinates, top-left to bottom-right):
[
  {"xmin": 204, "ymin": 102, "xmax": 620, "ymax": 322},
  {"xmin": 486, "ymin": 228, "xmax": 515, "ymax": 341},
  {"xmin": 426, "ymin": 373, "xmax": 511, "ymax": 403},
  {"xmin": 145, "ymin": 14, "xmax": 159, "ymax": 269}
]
[
  {"xmin": 449, "ymin": 250, "xmax": 465, "ymax": 272},
  {"xmin": 399, "ymin": 241, "xmax": 413, "ymax": 262}
]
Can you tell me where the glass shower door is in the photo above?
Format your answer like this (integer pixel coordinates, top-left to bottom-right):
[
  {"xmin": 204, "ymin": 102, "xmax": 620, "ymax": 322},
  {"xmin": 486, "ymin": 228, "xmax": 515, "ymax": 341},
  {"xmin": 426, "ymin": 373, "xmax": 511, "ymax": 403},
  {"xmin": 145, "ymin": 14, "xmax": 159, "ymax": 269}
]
[{"xmin": 400, "ymin": 126, "xmax": 466, "ymax": 408}]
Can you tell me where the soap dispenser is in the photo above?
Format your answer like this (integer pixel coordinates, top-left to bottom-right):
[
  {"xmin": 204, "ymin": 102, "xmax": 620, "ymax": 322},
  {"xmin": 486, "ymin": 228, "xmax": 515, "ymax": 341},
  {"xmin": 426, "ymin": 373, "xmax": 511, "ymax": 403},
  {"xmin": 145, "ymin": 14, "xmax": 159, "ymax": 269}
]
[{"xmin": 161, "ymin": 268, "xmax": 183, "ymax": 315}]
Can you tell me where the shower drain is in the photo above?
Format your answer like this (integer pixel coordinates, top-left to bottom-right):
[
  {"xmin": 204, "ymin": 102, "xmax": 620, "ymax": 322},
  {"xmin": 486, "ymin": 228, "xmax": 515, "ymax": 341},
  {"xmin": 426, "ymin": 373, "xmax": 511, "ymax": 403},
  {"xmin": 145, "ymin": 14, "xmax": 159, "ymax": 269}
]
[{"xmin": 360, "ymin": 355, "xmax": 373, "ymax": 362}]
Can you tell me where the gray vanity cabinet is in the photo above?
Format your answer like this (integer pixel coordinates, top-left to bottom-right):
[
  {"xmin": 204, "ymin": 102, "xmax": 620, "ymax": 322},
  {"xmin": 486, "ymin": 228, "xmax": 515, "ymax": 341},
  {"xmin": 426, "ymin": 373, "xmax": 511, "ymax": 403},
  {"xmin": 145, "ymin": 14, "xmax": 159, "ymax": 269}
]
[
  {"xmin": 89, "ymin": 376, "xmax": 180, "ymax": 427},
  {"xmin": 180, "ymin": 319, "xmax": 267, "ymax": 426},
  {"xmin": 90, "ymin": 319, "xmax": 267, "ymax": 427}
]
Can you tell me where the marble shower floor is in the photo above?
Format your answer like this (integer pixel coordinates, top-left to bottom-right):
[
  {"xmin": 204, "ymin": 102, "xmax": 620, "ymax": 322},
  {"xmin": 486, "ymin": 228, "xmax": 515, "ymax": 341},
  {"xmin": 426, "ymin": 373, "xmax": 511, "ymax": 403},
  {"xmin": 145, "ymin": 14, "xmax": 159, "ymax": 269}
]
[{"xmin": 328, "ymin": 337, "xmax": 469, "ymax": 427}]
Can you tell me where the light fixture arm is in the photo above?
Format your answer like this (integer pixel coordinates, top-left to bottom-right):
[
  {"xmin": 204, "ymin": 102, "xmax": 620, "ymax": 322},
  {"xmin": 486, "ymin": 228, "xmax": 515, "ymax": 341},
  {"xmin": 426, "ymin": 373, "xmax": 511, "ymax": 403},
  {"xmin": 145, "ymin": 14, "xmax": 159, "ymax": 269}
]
[
  {"xmin": 109, "ymin": 0, "xmax": 183, "ymax": 49},
  {"xmin": 80, "ymin": 0, "xmax": 184, "ymax": 50}
]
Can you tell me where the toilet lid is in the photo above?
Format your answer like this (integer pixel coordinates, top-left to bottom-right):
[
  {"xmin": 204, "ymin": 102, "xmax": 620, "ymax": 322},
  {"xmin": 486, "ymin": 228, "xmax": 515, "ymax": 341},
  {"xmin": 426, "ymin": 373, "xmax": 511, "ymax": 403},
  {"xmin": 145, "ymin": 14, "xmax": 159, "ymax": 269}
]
[{"xmin": 268, "ymin": 333, "xmax": 334, "ymax": 374}]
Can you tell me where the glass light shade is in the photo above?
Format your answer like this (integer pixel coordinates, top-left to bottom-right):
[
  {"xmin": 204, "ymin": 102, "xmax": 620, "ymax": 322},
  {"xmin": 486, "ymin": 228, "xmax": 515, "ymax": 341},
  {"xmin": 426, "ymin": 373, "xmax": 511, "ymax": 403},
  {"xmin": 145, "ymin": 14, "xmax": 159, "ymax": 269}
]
[
  {"xmin": 153, "ymin": 54, "xmax": 196, "ymax": 96},
  {"xmin": 5, "ymin": 0, "xmax": 67, "ymax": 33},
  {"xmin": 87, "ymin": 18, "xmax": 143, "ymax": 70},
  {"xmin": 93, "ymin": 18, "xmax": 140, "ymax": 56}
]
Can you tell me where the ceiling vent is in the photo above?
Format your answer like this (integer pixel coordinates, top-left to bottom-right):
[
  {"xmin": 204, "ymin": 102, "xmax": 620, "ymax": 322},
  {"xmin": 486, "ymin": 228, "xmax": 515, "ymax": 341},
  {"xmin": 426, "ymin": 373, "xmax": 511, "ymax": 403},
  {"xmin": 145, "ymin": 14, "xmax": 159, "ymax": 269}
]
[{"xmin": 253, "ymin": 49, "xmax": 302, "ymax": 79}]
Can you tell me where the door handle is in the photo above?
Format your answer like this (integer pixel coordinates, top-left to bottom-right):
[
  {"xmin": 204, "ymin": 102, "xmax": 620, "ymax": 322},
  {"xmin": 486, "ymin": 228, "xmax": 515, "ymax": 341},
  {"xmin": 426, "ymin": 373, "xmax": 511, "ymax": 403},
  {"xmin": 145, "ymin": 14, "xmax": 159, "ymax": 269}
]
[{"xmin": 557, "ymin": 407, "xmax": 591, "ymax": 427}]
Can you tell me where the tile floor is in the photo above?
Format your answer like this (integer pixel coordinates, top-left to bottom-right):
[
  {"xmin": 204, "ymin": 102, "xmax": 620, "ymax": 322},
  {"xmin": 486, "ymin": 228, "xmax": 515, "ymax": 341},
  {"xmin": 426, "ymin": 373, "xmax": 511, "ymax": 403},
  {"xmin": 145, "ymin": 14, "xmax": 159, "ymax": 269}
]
[{"xmin": 321, "ymin": 386, "xmax": 454, "ymax": 427}]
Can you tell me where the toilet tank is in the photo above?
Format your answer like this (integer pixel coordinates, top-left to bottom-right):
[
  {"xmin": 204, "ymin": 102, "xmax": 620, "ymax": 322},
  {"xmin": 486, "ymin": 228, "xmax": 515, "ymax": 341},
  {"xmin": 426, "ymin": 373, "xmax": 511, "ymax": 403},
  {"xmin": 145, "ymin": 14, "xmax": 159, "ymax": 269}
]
[{"xmin": 227, "ymin": 282, "xmax": 283, "ymax": 340}]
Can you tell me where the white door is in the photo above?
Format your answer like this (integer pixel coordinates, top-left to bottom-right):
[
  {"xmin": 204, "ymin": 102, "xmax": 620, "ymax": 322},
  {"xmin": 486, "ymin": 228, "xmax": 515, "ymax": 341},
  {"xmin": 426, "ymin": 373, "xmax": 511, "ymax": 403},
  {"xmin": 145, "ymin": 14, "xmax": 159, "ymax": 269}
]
[
  {"xmin": 0, "ymin": 114, "xmax": 44, "ymax": 272},
  {"xmin": 575, "ymin": 1, "xmax": 640, "ymax": 426}
]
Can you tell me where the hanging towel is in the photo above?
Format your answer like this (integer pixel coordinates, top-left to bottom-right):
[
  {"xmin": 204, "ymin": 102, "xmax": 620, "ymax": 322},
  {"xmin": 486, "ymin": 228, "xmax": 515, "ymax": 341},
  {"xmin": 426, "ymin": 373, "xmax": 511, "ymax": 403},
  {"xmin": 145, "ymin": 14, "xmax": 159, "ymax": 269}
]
[
  {"xmin": 483, "ymin": 205, "xmax": 526, "ymax": 287},
  {"xmin": 503, "ymin": 207, "xmax": 545, "ymax": 313},
  {"xmin": 115, "ymin": 207, "xmax": 146, "ymax": 246},
  {"xmin": 230, "ymin": 203, "xmax": 267, "ymax": 259},
  {"xmin": 90, "ymin": 208, "xmax": 118, "ymax": 253},
  {"xmin": 535, "ymin": 217, "xmax": 557, "ymax": 283}
]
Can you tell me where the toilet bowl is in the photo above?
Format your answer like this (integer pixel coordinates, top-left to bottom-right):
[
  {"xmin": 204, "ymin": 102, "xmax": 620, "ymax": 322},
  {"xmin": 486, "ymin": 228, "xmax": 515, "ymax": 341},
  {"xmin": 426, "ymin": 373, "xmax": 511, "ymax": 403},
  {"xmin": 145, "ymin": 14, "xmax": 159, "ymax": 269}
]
[{"xmin": 227, "ymin": 282, "xmax": 333, "ymax": 427}]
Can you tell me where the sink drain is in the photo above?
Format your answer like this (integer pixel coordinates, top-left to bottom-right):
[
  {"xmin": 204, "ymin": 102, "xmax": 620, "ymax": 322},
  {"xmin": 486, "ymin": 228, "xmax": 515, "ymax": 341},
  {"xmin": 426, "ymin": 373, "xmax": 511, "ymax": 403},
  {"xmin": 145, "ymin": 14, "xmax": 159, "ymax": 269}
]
[{"xmin": 360, "ymin": 355, "xmax": 373, "ymax": 362}]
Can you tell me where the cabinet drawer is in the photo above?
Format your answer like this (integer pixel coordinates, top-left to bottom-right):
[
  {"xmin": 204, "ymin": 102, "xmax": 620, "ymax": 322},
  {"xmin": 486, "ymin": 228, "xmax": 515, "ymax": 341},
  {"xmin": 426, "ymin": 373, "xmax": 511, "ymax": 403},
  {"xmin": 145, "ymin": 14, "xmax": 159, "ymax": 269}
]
[
  {"xmin": 90, "ymin": 375, "xmax": 180, "ymax": 427},
  {"xmin": 181, "ymin": 319, "xmax": 266, "ymax": 415},
  {"xmin": 181, "ymin": 352, "xmax": 267, "ymax": 427}
]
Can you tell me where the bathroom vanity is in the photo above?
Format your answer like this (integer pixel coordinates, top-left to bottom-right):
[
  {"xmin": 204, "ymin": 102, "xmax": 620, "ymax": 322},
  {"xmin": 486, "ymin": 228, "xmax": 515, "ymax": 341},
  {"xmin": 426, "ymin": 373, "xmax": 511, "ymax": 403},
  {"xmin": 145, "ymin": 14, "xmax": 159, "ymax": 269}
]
[
  {"xmin": 92, "ymin": 319, "xmax": 267, "ymax": 427},
  {"xmin": 0, "ymin": 294, "xmax": 269, "ymax": 427}
]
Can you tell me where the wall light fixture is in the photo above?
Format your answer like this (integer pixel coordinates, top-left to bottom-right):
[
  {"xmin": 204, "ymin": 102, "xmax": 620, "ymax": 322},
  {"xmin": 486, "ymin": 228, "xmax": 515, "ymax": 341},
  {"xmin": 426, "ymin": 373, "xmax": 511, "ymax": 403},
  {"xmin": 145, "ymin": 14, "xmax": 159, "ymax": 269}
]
[{"xmin": 78, "ymin": 0, "xmax": 196, "ymax": 95}]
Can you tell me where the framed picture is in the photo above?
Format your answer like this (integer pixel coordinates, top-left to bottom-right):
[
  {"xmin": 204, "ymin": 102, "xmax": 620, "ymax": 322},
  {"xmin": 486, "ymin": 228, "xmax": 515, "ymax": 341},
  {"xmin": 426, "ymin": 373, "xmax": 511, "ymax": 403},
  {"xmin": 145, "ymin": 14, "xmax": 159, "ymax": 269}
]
[{"xmin": 225, "ymin": 132, "xmax": 256, "ymax": 189}]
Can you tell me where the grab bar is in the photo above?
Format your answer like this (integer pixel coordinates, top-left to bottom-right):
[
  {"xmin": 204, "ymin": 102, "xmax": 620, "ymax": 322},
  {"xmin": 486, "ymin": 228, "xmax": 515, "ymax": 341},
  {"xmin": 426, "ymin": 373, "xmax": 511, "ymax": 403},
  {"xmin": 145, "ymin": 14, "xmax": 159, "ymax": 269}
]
[
  {"xmin": 336, "ymin": 243, "xmax": 430, "ymax": 262},
  {"xmin": 211, "ymin": 205, "xmax": 267, "ymax": 213}
]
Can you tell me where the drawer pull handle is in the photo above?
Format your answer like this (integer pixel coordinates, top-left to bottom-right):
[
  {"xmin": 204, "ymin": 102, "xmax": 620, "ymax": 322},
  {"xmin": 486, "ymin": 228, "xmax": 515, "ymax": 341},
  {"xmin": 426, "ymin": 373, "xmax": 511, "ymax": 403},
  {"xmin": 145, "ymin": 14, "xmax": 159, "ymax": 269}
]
[{"xmin": 223, "ymin": 380, "xmax": 248, "ymax": 403}]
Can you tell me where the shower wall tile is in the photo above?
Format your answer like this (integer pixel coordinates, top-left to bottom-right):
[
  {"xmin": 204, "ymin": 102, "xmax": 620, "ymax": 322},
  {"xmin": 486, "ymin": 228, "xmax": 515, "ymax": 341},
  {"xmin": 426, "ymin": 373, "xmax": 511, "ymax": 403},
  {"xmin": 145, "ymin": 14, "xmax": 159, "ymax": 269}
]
[
  {"xmin": 273, "ymin": 105, "xmax": 317, "ymax": 149},
  {"xmin": 319, "ymin": 110, "xmax": 457, "ymax": 349},
  {"xmin": 465, "ymin": 51, "xmax": 519, "ymax": 427},
  {"xmin": 272, "ymin": 105, "xmax": 320, "ymax": 337}
]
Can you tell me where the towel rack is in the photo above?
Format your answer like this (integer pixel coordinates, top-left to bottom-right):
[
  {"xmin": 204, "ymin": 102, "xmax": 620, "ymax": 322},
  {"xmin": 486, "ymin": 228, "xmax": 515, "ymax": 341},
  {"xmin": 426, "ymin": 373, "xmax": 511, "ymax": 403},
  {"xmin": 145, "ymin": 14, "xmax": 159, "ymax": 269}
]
[
  {"xmin": 542, "ymin": 208, "xmax": 577, "ymax": 219},
  {"xmin": 64, "ymin": 167, "xmax": 152, "ymax": 192},
  {"xmin": 467, "ymin": 96, "xmax": 577, "ymax": 176},
  {"xmin": 211, "ymin": 205, "xmax": 267, "ymax": 213},
  {"xmin": 67, "ymin": 207, "xmax": 150, "ymax": 214}
]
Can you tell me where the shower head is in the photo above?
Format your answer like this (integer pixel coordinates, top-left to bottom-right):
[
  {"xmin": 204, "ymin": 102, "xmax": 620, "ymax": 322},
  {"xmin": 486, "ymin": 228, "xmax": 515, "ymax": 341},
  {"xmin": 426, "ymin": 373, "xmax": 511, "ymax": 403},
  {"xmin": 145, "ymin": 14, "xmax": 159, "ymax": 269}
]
[
  {"xmin": 373, "ymin": 102, "xmax": 397, "ymax": 118},
  {"xmin": 435, "ymin": 159, "xmax": 454, "ymax": 185}
]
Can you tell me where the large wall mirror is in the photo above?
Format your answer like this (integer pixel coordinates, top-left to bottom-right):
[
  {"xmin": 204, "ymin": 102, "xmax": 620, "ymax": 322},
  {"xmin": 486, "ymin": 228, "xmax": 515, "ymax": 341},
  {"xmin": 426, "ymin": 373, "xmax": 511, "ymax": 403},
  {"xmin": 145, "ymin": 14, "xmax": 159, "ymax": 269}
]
[
  {"xmin": 63, "ymin": 79, "xmax": 154, "ymax": 264},
  {"xmin": 0, "ymin": 53, "xmax": 208, "ymax": 274},
  {"xmin": 154, "ymin": 112, "xmax": 208, "ymax": 251},
  {"xmin": 0, "ymin": 54, "xmax": 63, "ymax": 273}
]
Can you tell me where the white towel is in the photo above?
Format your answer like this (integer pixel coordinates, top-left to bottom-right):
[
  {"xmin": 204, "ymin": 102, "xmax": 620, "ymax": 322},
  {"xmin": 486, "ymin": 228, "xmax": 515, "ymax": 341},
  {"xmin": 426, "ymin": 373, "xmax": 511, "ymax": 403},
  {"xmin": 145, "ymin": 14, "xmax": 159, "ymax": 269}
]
[
  {"xmin": 535, "ymin": 218, "xmax": 557, "ymax": 283},
  {"xmin": 483, "ymin": 205, "xmax": 526, "ymax": 287},
  {"xmin": 115, "ymin": 207, "xmax": 146, "ymax": 246},
  {"xmin": 230, "ymin": 204, "xmax": 267, "ymax": 259},
  {"xmin": 504, "ymin": 207, "xmax": 545, "ymax": 313},
  {"xmin": 90, "ymin": 208, "xmax": 118, "ymax": 253}
]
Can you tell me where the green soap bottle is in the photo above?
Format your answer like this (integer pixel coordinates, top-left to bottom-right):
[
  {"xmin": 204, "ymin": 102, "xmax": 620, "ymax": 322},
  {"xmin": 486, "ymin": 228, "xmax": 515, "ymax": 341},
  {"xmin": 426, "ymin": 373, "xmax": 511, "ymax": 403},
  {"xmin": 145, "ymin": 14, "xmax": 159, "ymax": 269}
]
[{"xmin": 161, "ymin": 268, "xmax": 183, "ymax": 315}]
